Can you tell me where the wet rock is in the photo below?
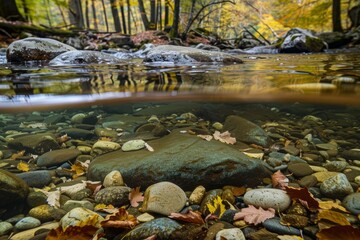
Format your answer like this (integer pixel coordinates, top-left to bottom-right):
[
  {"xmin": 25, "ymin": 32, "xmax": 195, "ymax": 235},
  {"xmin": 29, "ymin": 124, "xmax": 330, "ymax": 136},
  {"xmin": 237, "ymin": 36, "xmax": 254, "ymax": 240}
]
[
  {"xmin": 320, "ymin": 173, "xmax": 354, "ymax": 199},
  {"xmin": 27, "ymin": 191, "xmax": 47, "ymax": 208},
  {"xmin": 92, "ymin": 140, "xmax": 121, "ymax": 155},
  {"xmin": 0, "ymin": 169, "xmax": 29, "ymax": 217},
  {"xmin": 317, "ymin": 32, "xmax": 353, "ymax": 48},
  {"xmin": 16, "ymin": 170, "xmax": 52, "ymax": 188},
  {"xmin": 299, "ymin": 175, "xmax": 318, "ymax": 188},
  {"xmin": 342, "ymin": 192, "xmax": 360, "ymax": 215},
  {"xmin": 9, "ymin": 222, "xmax": 59, "ymax": 240},
  {"xmin": 263, "ymin": 217, "xmax": 301, "ymax": 235},
  {"xmin": 94, "ymin": 128, "xmax": 118, "ymax": 138},
  {"xmin": 189, "ymin": 185, "xmax": 206, "ymax": 205},
  {"xmin": 342, "ymin": 149, "xmax": 360, "ymax": 160},
  {"xmin": 216, "ymin": 228, "xmax": 245, "ymax": 240},
  {"xmin": 15, "ymin": 216, "xmax": 41, "ymax": 230},
  {"xmin": 312, "ymin": 171, "xmax": 338, "ymax": 182},
  {"xmin": 243, "ymin": 188, "xmax": 291, "ymax": 211},
  {"xmin": 61, "ymin": 128, "xmax": 95, "ymax": 140},
  {"xmin": 223, "ymin": 115, "xmax": 271, "ymax": 147},
  {"xmin": 121, "ymin": 139, "xmax": 146, "ymax": 151},
  {"xmin": 323, "ymin": 161, "xmax": 347, "ymax": 172},
  {"xmin": 288, "ymin": 162, "xmax": 313, "ymax": 178},
  {"xmin": 6, "ymin": 37, "xmax": 75, "ymax": 62},
  {"xmin": 63, "ymin": 200, "xmax": 94, "ymax": 212},
  {"xmin": 49, "ymin": 50, "xmax": 124, "ymax": 65},
  {"xmin": 60, "ymin": 207, "xmax": 104, "ymax": 231},
  {"xmin": 0, "ymin": 222, "xmax": 13, "ymax": 235},
  {"xmin": 137, "ymin": 213, "xmax": 155, "ymax": 222},
  {"xmin": 144, "ymin": 45, "xmax": 243, "ymax": 64},
  {"xmin": 28, "ymin": 204, "xmax": 54, "ymax": 222},
  {"xmin": 36, "ymin": 148, "xmax": 81, "ymax": 167},
  {"xmin": 103, "ymin": 170, "xmax": 125, "ymax": 187},
  {"xmin": 141, "ymin": 181, "xmax": 187, "ymax": 216},
  {"xmin": 121, "ymin": 218, "xmax": 181, "ymax": 240},
  {"xmin": 88, "ymin": 131, "xmax": 271, "ymax": 190},
  {"xmin": 200, "ymin": 189, "xmax": 223, "ymax": 215},
  {"xmin": 247, "ymin": 228, "xmax": 278, "ymax": 240},
  {"xmin": 94, "ymin": 186, "xmax": 130, "ymax": 207},
  {"xmin": 7, "ymin": 133, "xmax": 60, "ymax": 155},
  {"xmin": 279, "ymin": 28, "xmax": 326, "ymax": 53}
]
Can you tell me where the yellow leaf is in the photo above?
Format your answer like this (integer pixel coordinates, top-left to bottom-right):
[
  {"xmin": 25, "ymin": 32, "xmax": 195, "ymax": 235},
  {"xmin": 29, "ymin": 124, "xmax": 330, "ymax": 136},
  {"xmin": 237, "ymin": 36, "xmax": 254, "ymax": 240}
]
[
  {"xmin": 206, "ymin": 196, "xmax": 226, "ymax": 217},
  {"xmin": 317, "ymin": 210, "xmax": 351, "ymax": 226},
  {"xmin": 17, "ymin": 161, "xmax": 29, "ymax": 172},
  {"xmin": 11, "ymin": 150, "xmax": 25, "ymax": 160},
  {"xmin": 319, "ymin": 200, "xmax": 349, "ymax": 213}
]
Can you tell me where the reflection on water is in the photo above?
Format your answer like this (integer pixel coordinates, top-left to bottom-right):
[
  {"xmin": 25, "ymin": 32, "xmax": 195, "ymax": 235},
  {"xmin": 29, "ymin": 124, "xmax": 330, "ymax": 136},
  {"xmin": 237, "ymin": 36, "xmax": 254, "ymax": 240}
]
[{"xmin": 0, "ymin": 51, "xmax": 359, "ymax": 111}]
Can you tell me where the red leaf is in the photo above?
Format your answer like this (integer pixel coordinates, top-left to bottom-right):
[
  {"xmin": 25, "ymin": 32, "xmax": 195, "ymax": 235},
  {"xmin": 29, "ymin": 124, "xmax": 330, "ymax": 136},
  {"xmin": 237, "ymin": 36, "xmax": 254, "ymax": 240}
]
[
  {"xmin": 101, "ymin": 208, "xmax": 138, "ymax": 229},
  {"xmin": 285, "ymin": 186, "xmax": 319, "ymax": 211},
  {"xmin": 271, "ymin": 170, "xmax": 289, "ymax": 190},
  {"xmin": 317, "ymin": 225, "xmax": 360, "ymax": 240},
  {"xmin": 233, "ymin": 205, "xmax": 275, "ymax": 225},
  {"xmin": 129, "ymin": 187, "xmax": 144, "ymax": 207},
  {"xmin": 169, "ymin": 210, "xmax": 205, "ymax": 224}
]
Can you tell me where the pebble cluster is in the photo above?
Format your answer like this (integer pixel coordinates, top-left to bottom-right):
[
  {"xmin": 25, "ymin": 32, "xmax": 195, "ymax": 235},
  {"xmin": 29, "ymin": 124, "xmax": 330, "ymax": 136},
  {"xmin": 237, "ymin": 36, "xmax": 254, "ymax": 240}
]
[{"xmin": 0, "ymin": 102, "xmax": 360, "ymax": 240}]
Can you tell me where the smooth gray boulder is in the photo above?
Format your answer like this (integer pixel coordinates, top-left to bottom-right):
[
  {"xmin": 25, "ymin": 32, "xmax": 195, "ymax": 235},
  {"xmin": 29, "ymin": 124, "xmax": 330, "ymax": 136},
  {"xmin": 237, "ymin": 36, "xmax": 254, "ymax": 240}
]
[
  {"xmin": 87, "ymin": 130, "xmax": 271, "ymax": 190},
  {"xmin": 49, "ymin": 50, "xmax": 124, "ymax": 65},
  {"xmin": 6, "ymin": 37, "xmax": 75, "ymax": 62},
  {"xmin": 143, "ymin": 45, "xmax": 243, "ymax": 64}
]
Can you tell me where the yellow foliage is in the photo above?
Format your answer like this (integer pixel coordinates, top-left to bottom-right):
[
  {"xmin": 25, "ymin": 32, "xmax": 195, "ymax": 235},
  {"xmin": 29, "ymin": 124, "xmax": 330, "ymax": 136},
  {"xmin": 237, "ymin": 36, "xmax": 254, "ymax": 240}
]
[
  {"xmin": 206, "ymin": 196, "xmax": 226, "ymax": 217},
  {"xmin": 17, "ymin": 161, "xmax": 29, "ymax": 172}
]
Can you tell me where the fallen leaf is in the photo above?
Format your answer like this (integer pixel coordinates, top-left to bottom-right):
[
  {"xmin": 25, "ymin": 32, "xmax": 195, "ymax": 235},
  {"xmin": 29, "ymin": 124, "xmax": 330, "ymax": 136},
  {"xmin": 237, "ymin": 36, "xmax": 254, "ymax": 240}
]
[
  {"xmin": 234, "ymin": 205, "xmax": 275, "ymax": 225},
  {"xmin": 46, "ymin": 225, "xmax": 100, "ymax": 240},
  {"xmin": 68, "ymin": 161, "xmax": 88, "ymax": 179},
  {"xmin": 228, "ymin": 186, "xmax": 246, "ymax": 196},
  {"xmin": 206, "ymin": 196, "xmax": 226, "ymax": 217},
  {"xmin": 271, "ymin": 170, "xmax": 289, "ymax": 190},
  {"xmin": 17, "ymin": 161, "xmax": 30, "ymax": 172},
  {"xmin": 57, "ymin": 134, "xmax": 70, "ymax": 144},
  {"xmin": 213, "ymin": 131, "xmax": 236, "ymax": 145},
  {"xmin": 60, "ymin": 182, "xmax": 87, "ymax": 196},
  {"xmin": 129, "ymin": 187, "xmax": 144, "ymax": 207},
  {"xmin": 145, "ymin": 142, "xmax": 154, "ymax": 152},
  {"xmin": 277, "ymin": 236, "xmax": 303, "ymax": 240},
  {"xmin": 316, "ymin": 210, "xmax": 351, "ymax": 226},
  {"xmin": 39, "ymin": 189, "xmax": 61, "ymax": 208},
  {"xmin": 243, "ymin": 151, "xmax": 264, "ymax": 159},
  {"xmin": 319, "ymin": 200, "xmax": 349, "ymax": 213},
  {"xmin": 197, "ymin": 134, "xmax": 213, "ymax": 141},
  {"xmin": 101, "ymin": 208, "xmax": 138, "ymax": 229},
  {"xmin": 316, "ymin": 225, "xmax": 360, "ymax": 240},
  {"xmin": 94, "ymin": 204, "xmax": 118, "ymax": 214},
  {"xmin": 285, "ymin": 186, "xmax": 319, "ymax": 211},
  {"xmin": 169, "ymin": 210, "xmax": 204, "ymax": 224},
  {"xmin": 11, "ymin": 150, "xmax": 25, "ymax": 160}
]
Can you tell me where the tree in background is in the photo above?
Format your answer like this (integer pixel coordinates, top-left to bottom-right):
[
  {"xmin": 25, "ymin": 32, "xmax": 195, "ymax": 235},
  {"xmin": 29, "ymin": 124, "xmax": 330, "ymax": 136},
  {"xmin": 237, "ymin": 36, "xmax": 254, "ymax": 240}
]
[
  {"xmin": 0, "ymin": 0, "xmax": 25, "ymax": 21},
  {"xmin": 68, "ymin": 0, "xmax": 84, "ymax": 29},
  {"xmin": 332, "ymin": 0, "xmax": 343, "ymax": 32}
]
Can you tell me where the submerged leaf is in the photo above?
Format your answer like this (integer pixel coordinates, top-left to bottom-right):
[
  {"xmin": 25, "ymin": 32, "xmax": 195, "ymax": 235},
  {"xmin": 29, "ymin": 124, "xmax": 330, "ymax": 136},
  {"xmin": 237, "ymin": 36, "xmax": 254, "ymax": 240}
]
[
  {"xmin": 197, "ymin": 134, "xmax": 213, "ymax": 141},
  {"xmin": 46, "ymin": 225, "xmax": 100, "ymax": 240},
  {"xmin": 169, "ymin": 210, "xmax": 204, "ymax": 224},
  {"xmin": 316, "ymin": 210, "xmax": 351, "ymax": 226},
  {"xmin": 234, "ymin": 205, "xmax": 275, "ymax": 225},
  {"xmin": 319, "ymin": 200, "xmax": 349, "ymax": 213},
  {"xmin": 271, "ymin": 170, "xmax": 289, "ymax": 190},
  {"xmin": 206, "ymin": 196, "xmax": 227, "ymax": 217},
  {"xmin": 129, "ymin": 187, "xmax": 144, "ymax": 207},
  {"xmin": 213, "ymin": 131, "xmax": 236, "ymax": 145},
  {"xmin": 39, "ymin": 188, "xmax": 61, "ymax": 208},
  {"xmin": 17, "ymin": 161, "xmax": 30, "ymax": 172},
  {"xmin": 316, "ymin": 225, "xmax": 360, "ymax": 240},
  {"xmin": 101, "ymin": 208, "xmax": 138, "ymax": 229},
  {"xmin": 285, "ymin": 186, "xmax": 319, "ymax": 211}
]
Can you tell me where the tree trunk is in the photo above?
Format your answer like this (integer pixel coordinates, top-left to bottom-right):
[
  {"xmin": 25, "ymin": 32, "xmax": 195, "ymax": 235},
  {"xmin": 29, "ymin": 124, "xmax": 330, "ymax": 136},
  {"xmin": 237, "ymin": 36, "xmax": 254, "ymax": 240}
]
[
  {"xmin": 85, "ymin": 0, "xmax": 90, "ymax": 29},
  {"xmin": 101, "ymin": 0, "xmax": 109, "ymax": 32},
  {"xmin": 21, "ymin": 0, "xmax": 30, "ymax": 22},
  {"xmin": 138, "ymin": 0, "xmax": 150, "ymax": 30},
  {"xmin": 91, "ymin": 0, "xmax": 98, "ymax": 30},
  {"xmin": 68, "ymin": 0, "xmax": 85, "ymax": 29},
  {"xmin": 110, "ymin": 0, "xmax": 122, "ymax": 32},
  {"xmin": 170, "ymin": 0, "xmax": 180, "ymax": 38},
  {"xmin": 0, "ymin": 0, "xmax": 25, "ymax": 21},
  {"xmin": 164, "ymin": 0, "xmax": 170, "ymax": 26},
  {"xmin": 120, "ymin": 2, "xmax": 127, "ymax": 34},
  {"xmin": 127, "ymin": 0, "xmax": 131, "ymax": 34},
  {"xmin": 150, "ymin": 0, "xmax": 156, "ymax": 29},
  {"xmin": 332, "ymin": 0, "xmax": 343, "ymax": 32}
]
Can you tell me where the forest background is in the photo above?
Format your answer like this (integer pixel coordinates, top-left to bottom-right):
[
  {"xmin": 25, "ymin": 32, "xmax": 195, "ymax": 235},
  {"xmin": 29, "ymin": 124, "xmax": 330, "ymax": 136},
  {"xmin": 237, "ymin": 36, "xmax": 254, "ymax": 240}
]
[{"xmin": 0, "ymin": 0, "xmax": 359, "ymax": 44}]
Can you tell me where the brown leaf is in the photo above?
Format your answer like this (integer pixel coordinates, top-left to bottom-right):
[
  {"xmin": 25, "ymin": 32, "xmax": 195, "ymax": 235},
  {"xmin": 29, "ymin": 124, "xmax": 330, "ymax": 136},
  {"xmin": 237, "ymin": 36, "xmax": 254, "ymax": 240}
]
[
  {"xmin": 319, "ymin": 200, "xmax": 349, "ymax": 213},
  {"xmin": 234, "ymin": 205, "xmax": 275, "ymax": 225},
  {"xmin": 11, "ymin": 150, "xmax": 25, "ymax": 160},
  {"xmin": 169, "ymin": 210, "xmax": 205, "ymax": 224},
  {"xmin": 285, "ymin": 186, "xmax": 319, "ymax": 211},
  {"xmin": 46, "ymin": 225, "xmax": 100, "ymax": 240},
  {"xmin": 213, "ymin": 131, "xmax": 236, "ymax": 145},
  {"xmin": 271, "ymin": 170, "xmax": 289, "ymax": 190},
  {"xmin": 129, "ymin": 187, "xmax": 144, "ymax": 207},
  {"xmin": 101, "ymin": 208, "xmax": 138, "ymax": 229},
  {"xmin": 316, "ymin": 210, "xmax": 351, "ymax": 226},
  {"xmin": 316, "ymin": 225, "xmax": 360, "ymax": 240},
  {"xmin": 229, "ymin": 186, "xmax": 246, "ymax": 196}
]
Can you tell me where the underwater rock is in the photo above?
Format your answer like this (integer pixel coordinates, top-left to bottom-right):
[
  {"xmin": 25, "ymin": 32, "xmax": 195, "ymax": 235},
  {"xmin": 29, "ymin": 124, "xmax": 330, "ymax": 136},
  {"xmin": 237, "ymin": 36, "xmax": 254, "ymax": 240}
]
[
  {"xmin": 320, "ymin": 173, "xmax": 354, "ymax": 199},
  {"xmin": 87, "ymin": 130, "xmax": 271, "ymax": 190},
  {"xmin": 143, "ymin": 45, "xmax": 243, "ymax": 64},
  {"xmin": 244, "ymin": 188, "xmax": 291, "ymax": 212},
  {"xmin": 36, "ymin": 148, "xmax": 81, "ymax": 168},
  {"xmin": 6, "ymin": 37, "xmax": 75, "ymax": 62},
  {"xmin": 7, "ymin": 133, "xmax": 60, "ymax": 155},
  {"xmin": 49, "ymin": 50, "xmax": 124, "ymax": 65},
  {"xmin": 342, "ymin": 192, "xmax": 360, "ymax": 215},
  {"xmin": 94, "ymin": 186, "xmax": 131, "ymax": 207}
]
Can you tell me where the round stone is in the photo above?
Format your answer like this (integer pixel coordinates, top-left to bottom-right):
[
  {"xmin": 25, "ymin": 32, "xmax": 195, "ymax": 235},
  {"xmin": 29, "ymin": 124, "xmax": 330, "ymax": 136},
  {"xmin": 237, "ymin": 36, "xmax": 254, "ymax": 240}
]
[
  {"xmin": 103, "ymin": 170, "xmax": 125, "ymax": 187},
  {"xmin": 244, "ymin": 188, "xmax": 291, "ymax": 212},
  {"xmin": 63, "ymin": 200, "xmax": 94, "ymax": 212},
  {"xmin": 0, "ymin": 222, "xmax": 13, "ymax": 235},
  {"xmin": 288, "ymin": 162, "xmax": 313, "ymax": 178},
  {"xmin": 320, "ymin": 173, "xmax": 354, "ymax": 199},
  {"xmin": 95, "ymin": 186, "xmax": 130, "ymax": 207},
  {"xmin": 121, "ymin": 139, "xmax": 146, "ymax": 152},
  {"xmin": 323, "ymin": 161, "xmax": 347, "ymax": 172},
  {"xmin": 216, "ymin": 228, "xmax": 245, "ymax": 240},
  {"xmin": 28, "ymin": 204, "xmax": 54, "ymax": 222},
  {"xmin": 189, "ymin": 185, "xmax": 206, "ymax": 205},
  {"xmin": 342, "ymin": 192, "xmax": 360, "ymax": 215},
  {"xmin": 15, "ymin": 216, "xmax": 41, "ymax": 230},
  {"xmin": 71, "ymin": 113, "xmax": 86, "ymax": 124},
  {"xmin": 92, "ymin": 140, "xmax": 121, "ymax": 155},
  {"xmin": 141, "ymin": 181, "xmax": 187, "ymax": 216}
]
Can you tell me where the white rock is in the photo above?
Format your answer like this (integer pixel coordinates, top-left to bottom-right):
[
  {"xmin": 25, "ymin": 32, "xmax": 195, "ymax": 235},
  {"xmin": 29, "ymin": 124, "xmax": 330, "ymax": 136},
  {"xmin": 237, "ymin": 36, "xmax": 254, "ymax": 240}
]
[
  {"xmin": 103, "ymin": 170, "xmax": 125, "ymax": 187},
  {"xmin": 121, "ymin": 139, "xmax": 146, "ymax": 152},
  {"xmin": 141, "ymin": 181, "xmax": 187, "ymax": 216},
  {"xmin": 244, "ymin": 188, "xmax": 291, "ymax": 212},
  {"xmin": 71, "ymin": 113, "xmax": 86, "ymax": 124},
  {"xmin": 93, "ymin": 140, "xmax": 120, "ymax": 151},
  {"xmin": 216, "ymin": 228, "xmax": 245, "ymax": 240},
  {"xmin": 60, "ymin": 207, "xmax": 104, "ymax": 231},
  {"xmin": 189, "ymin": 185, "xmax": 206, "ymax": 205}
]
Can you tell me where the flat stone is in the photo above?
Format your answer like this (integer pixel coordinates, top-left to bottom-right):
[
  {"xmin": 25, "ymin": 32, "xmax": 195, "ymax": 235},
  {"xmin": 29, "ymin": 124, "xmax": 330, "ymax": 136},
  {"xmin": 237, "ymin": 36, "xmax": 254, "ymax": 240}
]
[
  {"xmin": 6, "ymin": 37, "xmax": 75, "ymax": 62},
  {"xmin": 8, "ymin": 222, "xmax": 59, "ymax": 240},
  {"xmin": 342, "ymin": 149, "xmax": 360, "ymax": 160},
  {"xmin": 144, "ymin": 45, "xmax": 243, "ymax": 64},
  {"xmin": 137, "ymin": 213, "xmax": 155, "ymax": 222},
  {"xmin": 26, "ymin": 191, "xmax": 47, "ymax": 208},
  {"xmin": 141, "ymin": 181, "xmax": 187, "ymax": 216},
  {"xmin": 36, "ymin": 148, "xmax": 81, "ymax": 167},
  {"xmin": 320, "ymin": 173, "xmax": 354, "ymax": 199},
  {"xmin": 121, "ymin": 218, "xmax": 181, "ymax": 240},
  {"xmin": 288, "ymin": 162, "xmax": 313, "ymax": 178},
  {"xmin": 244, "ymin": 188, "xmax": 291, "ymax": 212},
  {"xmin": 323, "ymin": 161, "xmax": 347, "ymax": 172},
  {"xmin": 28, "ymin": 204, "xmax": 54, "ymax": 222},
  {"xmin": 310, "ymin": 166, "xmax": 328, "ymax": 172},
  {"xmin": 60, "ymin": 207, "xmax": 104, "ymax": 231},
  {"xmin": 216, "ymin": 228, "xmax": 245, "ymax": 240},
  {"xmin": 49, "ymin": 50, "xmax": 124, "ymax": 65},
  {"xmin": 0, "ymin": 221, "xmax": 12, "ymax": 235},
  {"xmin": 16, "ymin": 170, "xmax": 52, "ymax": 188},
  {"xmin": 63, "ymin": 200, "xmax": 94, "ymax": 212},
  {"xmin": 7, "ymin": 133, "xmax": 60, "ymax": 155},
  {"xmin": 103, "ymin": 170, "xmax": 125, "ymax": 187},
  {"xmin": 87, "ymin": 131, "xmax": 271, "ymax": 190},
  {"xmin": 92, "ymin": 140, "xmax": 121, "ymax": 155},
  {"xmin": 312, "ymin": 171, "xmax": 338, "ymax": 182},
  {"xmin": 299, "ymin": 175, "xmax": 318, "ymax": 188},
  {"xmin": 342, "ymin": 192, "xmax": 360, "ymax": 215},
  {"xmin": 94, "ymin": 186, "xmax": 130, "ymax": 207},
  {"xmin": 121, "ymin": 139, "xmax": 146, "ymax": 151},
  {"xmin": 223, "ymin": 115, "xmax": 271, "ymax": 147},
  {"xmin": 316, "ymin": 143, "xmax": 337, "ymax": 150},
  {"xmin": 61, "ymin": 128, "xmax": 95, "ymax": 140},
  {"xmin": 263, "ymin": 217, "xmax": 301, "ymax": 235},
  {"xmin": 15, "ymin": 216, "xmax": 41, "ymax": 230},
  {"xmin": 94, "ymin": 128, "xmax": 118, "ymax": 138}
]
